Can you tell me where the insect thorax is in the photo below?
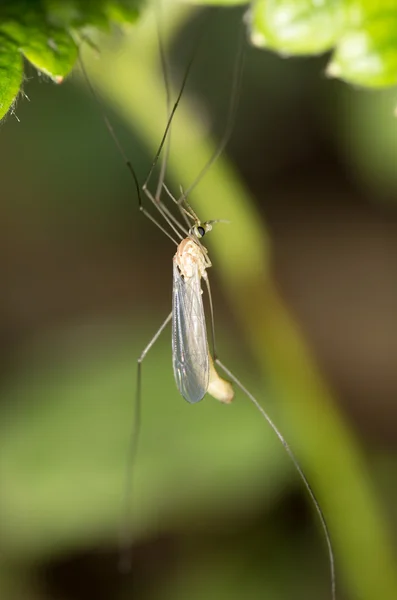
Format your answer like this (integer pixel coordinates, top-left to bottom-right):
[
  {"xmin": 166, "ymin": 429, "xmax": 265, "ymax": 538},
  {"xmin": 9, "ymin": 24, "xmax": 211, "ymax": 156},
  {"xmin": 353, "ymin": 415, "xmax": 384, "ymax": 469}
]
[{"xmin": 174, "ymin": 238, "xmax": 207, "ymax": 280}]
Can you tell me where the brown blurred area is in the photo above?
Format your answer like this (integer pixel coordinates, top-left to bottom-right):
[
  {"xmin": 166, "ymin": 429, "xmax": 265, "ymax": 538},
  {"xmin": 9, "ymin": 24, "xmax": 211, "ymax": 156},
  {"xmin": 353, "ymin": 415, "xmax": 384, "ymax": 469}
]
[{"xmin": 271, "ymin": 191, "xmax": 397, "ymax": 445}]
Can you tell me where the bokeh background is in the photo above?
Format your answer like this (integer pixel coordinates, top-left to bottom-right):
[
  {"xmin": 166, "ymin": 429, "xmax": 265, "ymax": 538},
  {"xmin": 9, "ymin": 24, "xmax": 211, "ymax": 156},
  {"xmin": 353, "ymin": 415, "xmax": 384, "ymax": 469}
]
[{"xmin": 1, "ymin": 4, "xmax": 396, "ymax": 600}]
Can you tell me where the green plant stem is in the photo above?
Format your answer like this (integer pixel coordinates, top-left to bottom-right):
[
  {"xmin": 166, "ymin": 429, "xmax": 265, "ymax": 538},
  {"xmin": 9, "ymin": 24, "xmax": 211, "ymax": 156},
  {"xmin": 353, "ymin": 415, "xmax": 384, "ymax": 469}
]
[{"xmin": 82, "ymin": 6, "xmax": 397, "ymax": 599}]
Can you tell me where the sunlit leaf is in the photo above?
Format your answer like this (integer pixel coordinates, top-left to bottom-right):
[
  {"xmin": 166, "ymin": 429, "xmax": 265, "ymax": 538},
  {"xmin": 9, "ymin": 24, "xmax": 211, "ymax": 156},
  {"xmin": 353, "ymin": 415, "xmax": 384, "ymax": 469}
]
[
  {"xmin": 248, "ymin": 0, "xmax": 397, "ymax": 91},
  {"xmin": 249, "ymin": 0, "xmax": 343, "ymax": 55},
  {"xmin": 327, "ymin": 2, "xmax": 397, "ymax": 87}
]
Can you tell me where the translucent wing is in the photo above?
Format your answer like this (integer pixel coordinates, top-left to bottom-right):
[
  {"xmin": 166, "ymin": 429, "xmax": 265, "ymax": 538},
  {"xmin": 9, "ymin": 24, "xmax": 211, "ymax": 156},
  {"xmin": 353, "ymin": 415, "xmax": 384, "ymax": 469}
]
[{"xmin": 172, "ymin": 260, "xmax": 209, "ymax": 403}]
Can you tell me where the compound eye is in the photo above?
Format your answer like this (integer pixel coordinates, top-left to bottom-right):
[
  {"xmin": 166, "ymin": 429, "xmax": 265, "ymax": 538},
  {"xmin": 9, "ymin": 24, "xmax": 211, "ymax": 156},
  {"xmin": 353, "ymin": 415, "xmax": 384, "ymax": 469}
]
[{"xmin": 197, "ymin": 226, "xmax": 205, "ymax": 238}]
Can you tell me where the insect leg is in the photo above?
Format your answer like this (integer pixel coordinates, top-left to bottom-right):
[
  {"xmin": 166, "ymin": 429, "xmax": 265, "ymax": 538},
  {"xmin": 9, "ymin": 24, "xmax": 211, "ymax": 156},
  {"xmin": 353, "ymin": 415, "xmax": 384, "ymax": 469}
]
[
  {"xmin": 142, "ymin": 16, "xmax": 208, "ymax": 198},
  {"xmin": 119, "ymin": 311, "xmax": 172, "ymax": 573},
  {"xmin": 203, "ymin": 275, "xmax": 217, "ymax": 360},
  {"xmin": 141, "ymin": 8, "xmax": 192, "ymax": 237},
  {"xmin": 77, "ymin": 51, "xmax": 181, "ymax": 245},
  {"xmin": 176, "ymin": 18, "xmax": 246, "ymax": 208},
  {"xmin": 214, "ymin": 357, "xmax": 336, "ymax": 600}
]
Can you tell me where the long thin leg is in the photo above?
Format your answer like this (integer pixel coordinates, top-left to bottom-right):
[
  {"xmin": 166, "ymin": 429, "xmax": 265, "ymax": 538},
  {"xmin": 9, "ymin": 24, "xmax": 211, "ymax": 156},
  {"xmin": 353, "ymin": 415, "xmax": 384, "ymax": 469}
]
[
  {"xmin": 177, "ymin": 19, "xmax": 246, "ymax": 206},
  {"xmin": 150, "ymin": 15, "xmax": 246, "ymax": 230},
  {"xmin": 155, "ymin": 1, "xmax": 172, "ymax": 203},
  {"xmin": 215, "ymin": 358, "xmax": 336, "ymax": 600},
  {"xmin": 203, "ymin": 275, "xmax": 217, "ymax": 360},
  {"xmin": 163, "ymin": 183, "xmax": 196, "ymax": 227},
  {"xmin": 77, "ymin": 51, "xmax": 180, "ymax": 245},
  {"xmin": 140, "ymin": 3, "xmax": 192, "ymax": 242},
  {"xmin": 143, "ymin": 186, "xmax": 188, "ymax": 240},
  {"xmin": 119, "ymin": 311, "xmax": 172, "ymax": 572},
  {"xmin": 140, "ymin": 203, "xmax": 181, "ymax": 244},
  {"xmin": 141, "ymin": 8, "xmax": 191, "ymax": 243},
  {"xmin": 142, "ymin": 17, "xmax": 208, "ymax": 196},
  {"xmin": 161, "ymin": 183, "xmax": 195, "ymax": 235}
]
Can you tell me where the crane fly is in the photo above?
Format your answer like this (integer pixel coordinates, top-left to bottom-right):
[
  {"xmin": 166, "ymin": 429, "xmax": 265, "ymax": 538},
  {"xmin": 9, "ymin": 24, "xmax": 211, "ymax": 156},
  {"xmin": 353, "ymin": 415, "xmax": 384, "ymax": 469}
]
[
  {"xmin": 79, "ymin": 7, "xmax": 336, "ymax": 599},
  {"xmin": 174, "ymin": 237, "xmax": 232, "ymax": 403}
]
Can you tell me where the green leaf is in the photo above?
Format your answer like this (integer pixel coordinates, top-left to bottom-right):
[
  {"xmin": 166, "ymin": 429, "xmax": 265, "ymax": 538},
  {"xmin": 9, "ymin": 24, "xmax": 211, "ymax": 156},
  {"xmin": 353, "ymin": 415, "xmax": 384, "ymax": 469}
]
[
  {"xmin": 45, "ymin": 0, "xmax": 141, "ymax": 30},
  {"xmin": 19, "ymin": 22, "xmax": 78, "ymax": 83},
  {"xmin": 249, "ymin": 0, "xmax": 344, "ymax": 55},
  {"xmin": 248, "ymin": 0, "xmax": 397, "ymax": 90},
  {"xmin": 328, "ymin": 5, "xmax": 397, "ymax": 87},
  {"xmin": 0, "ymin": 37, "xmax": 23, "ymax": 120},
  {"xmin": 0, "ymin": 0, "xmax": 142, "ymax": 121}
]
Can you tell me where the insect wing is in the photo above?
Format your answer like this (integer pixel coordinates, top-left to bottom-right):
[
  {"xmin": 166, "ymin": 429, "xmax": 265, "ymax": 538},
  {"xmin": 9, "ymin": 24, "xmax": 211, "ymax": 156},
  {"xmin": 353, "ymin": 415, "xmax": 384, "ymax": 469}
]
[{"xmin": 172, "ymin": 260, "xmax": 209, "ymax": 403}]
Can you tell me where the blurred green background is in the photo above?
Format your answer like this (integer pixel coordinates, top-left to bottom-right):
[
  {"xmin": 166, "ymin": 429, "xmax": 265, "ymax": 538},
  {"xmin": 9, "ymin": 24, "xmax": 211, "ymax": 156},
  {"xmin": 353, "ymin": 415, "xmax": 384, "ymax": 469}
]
[{"xmin": 1, "ymin": 4, "xmax": 397, "ymax": 600}]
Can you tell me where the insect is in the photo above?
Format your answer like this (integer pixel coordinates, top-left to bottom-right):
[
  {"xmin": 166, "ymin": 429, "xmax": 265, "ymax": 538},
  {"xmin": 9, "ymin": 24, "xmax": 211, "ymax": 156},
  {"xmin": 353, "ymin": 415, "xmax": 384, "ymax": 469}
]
[{"xmin": 80, "ymin": 7, "xmax": 336, "ymax": 599}]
